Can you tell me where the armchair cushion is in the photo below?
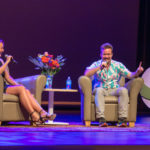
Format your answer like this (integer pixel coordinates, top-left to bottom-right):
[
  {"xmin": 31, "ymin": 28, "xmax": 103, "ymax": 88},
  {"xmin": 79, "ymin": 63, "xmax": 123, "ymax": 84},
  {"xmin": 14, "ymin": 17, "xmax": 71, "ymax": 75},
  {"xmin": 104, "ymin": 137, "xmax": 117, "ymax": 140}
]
[
  {"xmin": 91, "ymin": 95, "xmax": 118, "ymax": 103},
  {"xmin": 3, "ymin": 94, "xmax": 19, "ymax": 102}
]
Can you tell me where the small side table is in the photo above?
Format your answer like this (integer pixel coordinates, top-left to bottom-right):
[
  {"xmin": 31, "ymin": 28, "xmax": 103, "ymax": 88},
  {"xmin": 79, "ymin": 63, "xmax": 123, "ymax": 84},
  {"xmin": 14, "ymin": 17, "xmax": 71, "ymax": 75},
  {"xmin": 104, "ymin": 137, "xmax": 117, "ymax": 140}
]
[{"xmin": 43, "ymin": 88, "xmax": 78, "ymax": 125}]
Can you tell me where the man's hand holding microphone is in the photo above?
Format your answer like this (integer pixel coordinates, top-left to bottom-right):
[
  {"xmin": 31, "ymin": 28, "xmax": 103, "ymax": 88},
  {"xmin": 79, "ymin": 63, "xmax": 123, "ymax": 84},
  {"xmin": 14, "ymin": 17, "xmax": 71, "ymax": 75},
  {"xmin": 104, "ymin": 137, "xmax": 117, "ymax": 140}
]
[{"xmin": 100, "ymin": 60, "xmax": 108, "ymax": 70}]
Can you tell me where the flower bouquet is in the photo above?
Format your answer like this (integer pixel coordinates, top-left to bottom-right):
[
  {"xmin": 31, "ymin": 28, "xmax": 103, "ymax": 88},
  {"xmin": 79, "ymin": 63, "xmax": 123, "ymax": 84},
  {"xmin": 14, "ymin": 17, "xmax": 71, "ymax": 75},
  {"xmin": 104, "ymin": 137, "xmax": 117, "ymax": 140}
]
[{"xmin": 29, "ymin": 52, "xmax": 66, "ymax": 88}]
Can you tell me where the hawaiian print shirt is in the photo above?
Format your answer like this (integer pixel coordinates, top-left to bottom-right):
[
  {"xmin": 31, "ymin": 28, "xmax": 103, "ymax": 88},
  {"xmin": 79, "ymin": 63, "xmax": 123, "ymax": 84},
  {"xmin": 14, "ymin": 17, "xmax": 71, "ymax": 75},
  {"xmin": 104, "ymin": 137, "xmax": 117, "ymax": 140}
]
[{"xmin": 86, "ymin": 59, "xmax": 130, "ymax": 89}]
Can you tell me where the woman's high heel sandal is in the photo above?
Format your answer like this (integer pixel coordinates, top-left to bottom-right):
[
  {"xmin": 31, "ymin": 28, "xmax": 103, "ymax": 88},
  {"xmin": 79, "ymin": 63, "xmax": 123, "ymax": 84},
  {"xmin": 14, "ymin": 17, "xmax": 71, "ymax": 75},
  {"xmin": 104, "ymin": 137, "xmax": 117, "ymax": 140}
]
[
  {"xmin": 39, "ymin": 109, "xmax": 56, "ymax": 122},
  {"xmin": 30, "ymin": 111, "xmax": 44, "ymax": 126}
]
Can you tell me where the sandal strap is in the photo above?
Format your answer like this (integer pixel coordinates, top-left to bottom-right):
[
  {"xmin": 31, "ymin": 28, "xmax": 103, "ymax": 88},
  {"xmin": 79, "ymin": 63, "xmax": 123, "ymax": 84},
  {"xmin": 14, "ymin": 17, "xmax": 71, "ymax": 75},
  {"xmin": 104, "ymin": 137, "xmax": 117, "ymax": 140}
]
[
  {"xmin": 30, "ymin": 111, "xmax": 36, "ymax": 118},
  {"xmin": 39, "ymin": 109, "xmax": 44, "ymax": 114},
  {"xmin": 30, "ymin": 111, "xmax": 44, "ymax": 123}
]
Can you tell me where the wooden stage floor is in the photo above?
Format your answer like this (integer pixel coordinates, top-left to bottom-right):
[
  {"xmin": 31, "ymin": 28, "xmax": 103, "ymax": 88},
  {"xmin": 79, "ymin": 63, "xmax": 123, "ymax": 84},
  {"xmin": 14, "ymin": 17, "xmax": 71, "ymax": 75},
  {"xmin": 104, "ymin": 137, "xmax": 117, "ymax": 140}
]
[{"xmin": 0, "ymin": 111, "xmax": 150, "ymax": 150}]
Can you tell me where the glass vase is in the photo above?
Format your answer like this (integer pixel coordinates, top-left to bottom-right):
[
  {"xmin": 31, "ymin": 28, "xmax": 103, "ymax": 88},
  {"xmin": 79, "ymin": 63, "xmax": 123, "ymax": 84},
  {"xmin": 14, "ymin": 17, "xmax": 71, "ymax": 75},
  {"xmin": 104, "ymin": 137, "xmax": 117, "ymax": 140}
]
[{"xmin": 45, "ymin": 75, "xmax": 53, "ymax": 89}]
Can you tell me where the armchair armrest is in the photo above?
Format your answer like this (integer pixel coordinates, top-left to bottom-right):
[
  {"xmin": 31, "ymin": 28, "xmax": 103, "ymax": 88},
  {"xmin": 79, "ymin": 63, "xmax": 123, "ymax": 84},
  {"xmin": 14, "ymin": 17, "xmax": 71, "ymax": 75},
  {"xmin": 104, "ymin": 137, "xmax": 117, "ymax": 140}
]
[
  {"xmin": 78, "ymin": 75, "xmax": 92, "ymax": 95},
  {"xmin": 15, "ymin": 75, "xmax": 46, "ymax": 104},
  {"xmin": 125, "ymin": 77, "xmax": 144, "ymax": 120},
  {"xmin": 125, "ymin": 77, "xmax": 144, "ymax": 101},
  {"xmin": 78, "ymin": 75, "xmax": 92, "ymax": 121},
  {"xmin": 0, "ymin": 75, "xmax": 4, "ymax": 119},
  {"xmin": 0, "ymin": 75, "xmax": 4, "ymax": 100}
]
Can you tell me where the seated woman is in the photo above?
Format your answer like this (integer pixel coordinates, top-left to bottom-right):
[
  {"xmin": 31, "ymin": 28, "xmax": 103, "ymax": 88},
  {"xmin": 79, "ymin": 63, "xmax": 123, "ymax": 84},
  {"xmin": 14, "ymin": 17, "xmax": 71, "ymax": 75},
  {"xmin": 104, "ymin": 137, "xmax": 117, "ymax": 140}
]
[{"xmin": 0, "ymin": 39, "xmax": 56, "ymax": 125}]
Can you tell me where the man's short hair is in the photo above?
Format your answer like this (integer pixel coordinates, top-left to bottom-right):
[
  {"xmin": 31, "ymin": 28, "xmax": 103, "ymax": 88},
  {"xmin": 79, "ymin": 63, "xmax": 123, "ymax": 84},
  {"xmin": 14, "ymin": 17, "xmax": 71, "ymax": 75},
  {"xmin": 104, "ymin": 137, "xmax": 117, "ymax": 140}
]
[{"xmin": 100, "ymin": 43, "xmax": 113, "ymax": 53}]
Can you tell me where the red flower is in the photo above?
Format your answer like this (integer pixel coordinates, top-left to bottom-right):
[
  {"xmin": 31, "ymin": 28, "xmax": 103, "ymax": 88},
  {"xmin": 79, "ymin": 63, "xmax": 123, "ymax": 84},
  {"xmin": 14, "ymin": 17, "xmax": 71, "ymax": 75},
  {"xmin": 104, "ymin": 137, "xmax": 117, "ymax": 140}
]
[
  {"xmin": 41, "ymin": 56, "xmax": 50, "ymax": 63},
  {"xmin": 49, "ymin": 60, "xmax": 60, "ymax": 69},
  {"xmin": 48, "ymin": 55, "xmax": 53, "ymax": 58}
]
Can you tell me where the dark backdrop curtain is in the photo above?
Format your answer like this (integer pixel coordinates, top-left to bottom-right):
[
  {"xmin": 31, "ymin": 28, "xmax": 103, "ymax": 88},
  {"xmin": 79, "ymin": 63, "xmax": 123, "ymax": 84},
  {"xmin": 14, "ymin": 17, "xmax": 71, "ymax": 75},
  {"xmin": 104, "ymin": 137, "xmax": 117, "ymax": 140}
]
[
  {"xmin": 137, "ymin": 0, "xmax": 150, "ymax": 113},
  {"xmin": 137, "ymin": 0, "xmax": 150, "ymax": 68}
]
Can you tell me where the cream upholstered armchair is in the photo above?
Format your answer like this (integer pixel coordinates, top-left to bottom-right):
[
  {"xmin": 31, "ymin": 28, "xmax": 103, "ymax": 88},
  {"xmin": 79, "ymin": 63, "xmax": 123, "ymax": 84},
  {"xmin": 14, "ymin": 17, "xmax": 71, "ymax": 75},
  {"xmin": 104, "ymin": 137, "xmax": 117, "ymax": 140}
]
[
  {"xmin": 78, "ymin": 76, "xmax": 144, "ymax": 127},
  {"xmin": 0, "ymin": 74, "xmax": 46, "ymax": 125}
]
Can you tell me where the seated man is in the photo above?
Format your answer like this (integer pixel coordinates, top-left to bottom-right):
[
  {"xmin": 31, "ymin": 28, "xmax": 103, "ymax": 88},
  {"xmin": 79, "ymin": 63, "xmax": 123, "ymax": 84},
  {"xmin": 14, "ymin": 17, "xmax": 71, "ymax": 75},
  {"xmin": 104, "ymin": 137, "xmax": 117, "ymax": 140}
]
[{"xmin": 84, "ymin": 43, "xmax": 143, "ymax": 127}]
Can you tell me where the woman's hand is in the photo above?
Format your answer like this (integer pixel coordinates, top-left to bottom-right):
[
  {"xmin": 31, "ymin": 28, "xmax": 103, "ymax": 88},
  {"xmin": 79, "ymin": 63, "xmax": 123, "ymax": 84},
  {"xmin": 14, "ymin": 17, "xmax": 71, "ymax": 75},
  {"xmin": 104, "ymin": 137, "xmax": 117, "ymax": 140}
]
[{"xmin": 6, "ymin": 55, "xmax": 13, "ymax": 64}]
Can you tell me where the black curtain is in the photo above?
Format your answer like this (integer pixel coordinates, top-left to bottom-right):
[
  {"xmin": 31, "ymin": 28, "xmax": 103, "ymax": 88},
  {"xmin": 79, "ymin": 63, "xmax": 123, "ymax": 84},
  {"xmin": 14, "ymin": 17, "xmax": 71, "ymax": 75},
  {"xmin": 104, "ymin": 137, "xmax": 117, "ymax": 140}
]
[
  {"xmin": 137, "ymin": 0, "xmax": 150, "ymax": 113},
  {"xmin": 137, "ymin": 0, "xmax": 150, "ymax": 68}
]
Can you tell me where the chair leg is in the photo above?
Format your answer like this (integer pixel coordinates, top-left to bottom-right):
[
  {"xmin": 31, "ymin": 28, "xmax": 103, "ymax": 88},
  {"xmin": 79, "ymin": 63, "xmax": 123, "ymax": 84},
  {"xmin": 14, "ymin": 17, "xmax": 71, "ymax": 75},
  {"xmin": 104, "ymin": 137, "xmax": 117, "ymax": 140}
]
[
  {"xmin": 129, "ymin": 122, "xmax": 135, "ymax": 127},
  {"xmin": 0, "ymin": 121, "xmax": 2, "ymax": 126},
  {"xmin": 85, "ymin": 121, "xmax": 91, "ymax": 127}
]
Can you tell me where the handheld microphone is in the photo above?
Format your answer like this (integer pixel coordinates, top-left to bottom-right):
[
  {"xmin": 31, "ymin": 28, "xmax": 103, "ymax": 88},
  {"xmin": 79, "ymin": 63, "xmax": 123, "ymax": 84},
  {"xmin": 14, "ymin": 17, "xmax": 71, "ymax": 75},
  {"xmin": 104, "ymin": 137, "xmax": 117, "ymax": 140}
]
[
  {"xmin": 100, "ymin": 60, "xmax": 108, "ymax": 70},
  {"xmin": 102, "ymin": 60, "xmax": 108, "ymax": 66},
  {"xmin": 5, "ymin": 54, "xmax": 18, "ymax": 64}
]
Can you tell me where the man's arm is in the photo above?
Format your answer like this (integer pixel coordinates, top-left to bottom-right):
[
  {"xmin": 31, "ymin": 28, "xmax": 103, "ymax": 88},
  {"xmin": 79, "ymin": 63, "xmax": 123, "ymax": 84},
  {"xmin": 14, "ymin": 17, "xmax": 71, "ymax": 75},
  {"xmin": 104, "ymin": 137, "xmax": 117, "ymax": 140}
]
[
  {"xmin": 126, "ymin": 61, "xmax": 144, "ymax": 79},
  {"xmin": 84, "ymin": 61, "xmax": 107, "ymax": 77},
  {"xmin": 84, "ymin": 66, "xmax": 101, "ymax": 77}
]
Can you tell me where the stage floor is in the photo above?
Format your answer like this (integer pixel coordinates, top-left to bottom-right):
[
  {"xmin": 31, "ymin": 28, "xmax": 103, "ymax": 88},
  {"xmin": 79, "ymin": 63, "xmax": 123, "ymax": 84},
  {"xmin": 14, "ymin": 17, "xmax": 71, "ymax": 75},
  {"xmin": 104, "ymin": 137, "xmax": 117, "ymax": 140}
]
[{"xmin": 0, "ymin": 112, "xmax": 150, "ymax": 150}]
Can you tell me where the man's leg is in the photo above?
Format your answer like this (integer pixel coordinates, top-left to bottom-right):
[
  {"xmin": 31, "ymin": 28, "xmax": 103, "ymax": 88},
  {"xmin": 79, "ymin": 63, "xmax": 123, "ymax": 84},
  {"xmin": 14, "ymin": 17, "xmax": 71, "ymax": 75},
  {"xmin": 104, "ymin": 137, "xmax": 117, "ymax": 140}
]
[
  {"xmin": 109, "ymin": 87, "xmax": 129, "ymax": 127},
  {"xmin": 94, "ymin": 87, "xmax": 105, "ymax": 118},
  {"xmin": 94, "ymin": 87, "xmax": 108, "ymax": 127},
  {"xmin": 118, "ymin": 87, "xmax": 129, "ymax": 118}
]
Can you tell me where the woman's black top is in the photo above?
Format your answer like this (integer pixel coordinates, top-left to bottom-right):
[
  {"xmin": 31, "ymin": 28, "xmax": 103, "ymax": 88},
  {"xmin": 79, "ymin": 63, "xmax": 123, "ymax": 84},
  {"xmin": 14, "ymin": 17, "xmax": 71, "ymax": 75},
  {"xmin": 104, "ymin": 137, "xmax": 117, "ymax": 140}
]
[{"xmin": 0, "ymin": 60, "xmax": 10, "ymax": 93}]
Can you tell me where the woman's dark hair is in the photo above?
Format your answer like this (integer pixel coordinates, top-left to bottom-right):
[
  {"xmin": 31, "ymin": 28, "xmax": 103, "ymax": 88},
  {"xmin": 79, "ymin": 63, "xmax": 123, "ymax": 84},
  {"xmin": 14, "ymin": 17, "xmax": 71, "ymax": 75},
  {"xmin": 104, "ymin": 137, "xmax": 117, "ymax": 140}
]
[{"xmin": 0, "ymin": 39, "xmax": 4, "ymax": 44}]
